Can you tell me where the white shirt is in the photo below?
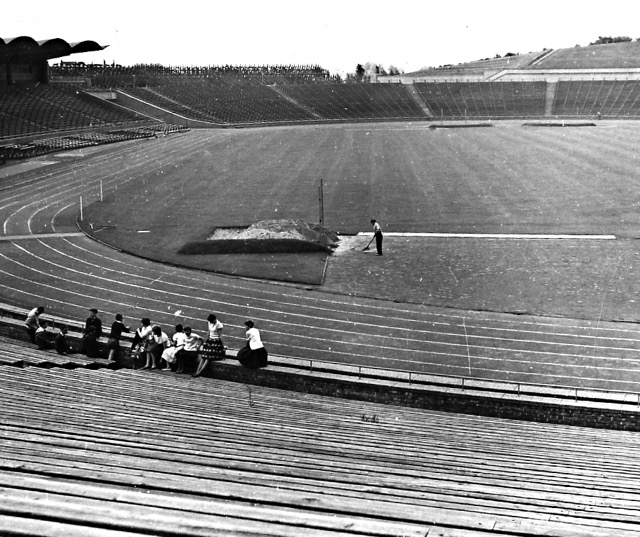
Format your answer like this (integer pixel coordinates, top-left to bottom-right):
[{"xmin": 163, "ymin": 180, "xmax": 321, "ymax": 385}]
[
  {"xmin": 208, "ymin": 320, "xmax": 223, "ymax": 339},
  {"xmin": 25, "ymin": 308, "xmax": 40, "ymax": 328},
  {"xmin": 172, "ymin": 332, "xmax": 187, "ymax": 348},
  {"xmin": 246, "ymin": 327, "xmax": 264, "ymax": 350},
  {"xmin": 153, "ymin": 331, "xmax": 169, "ymax": 346},
  {"xmin": 136, "ymin": 325, "xmax": 153, "ymax": 340},
  {"xmin": 183, "ymin": 332, "xmax": 204, "ymax": 351}
]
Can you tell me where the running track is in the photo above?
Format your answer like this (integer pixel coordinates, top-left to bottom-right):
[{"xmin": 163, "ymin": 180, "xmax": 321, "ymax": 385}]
[{"xmin": 2, "ymin": 131, "xmax": 640, "ymax": 393}]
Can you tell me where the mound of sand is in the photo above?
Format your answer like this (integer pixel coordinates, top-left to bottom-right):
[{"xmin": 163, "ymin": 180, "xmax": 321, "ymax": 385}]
[{"xmin": 209, "ymin": 219, "xmax": 339, "ymax": 247}]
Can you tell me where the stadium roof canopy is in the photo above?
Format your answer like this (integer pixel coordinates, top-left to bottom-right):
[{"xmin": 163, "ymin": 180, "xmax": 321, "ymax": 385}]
[{"xmin": 0, "ymin": 36, "xmax": 107, "ymax": 62}]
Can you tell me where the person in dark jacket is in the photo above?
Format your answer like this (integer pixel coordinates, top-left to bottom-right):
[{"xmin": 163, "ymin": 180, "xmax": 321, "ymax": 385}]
[
  {"xmin": 81, "ymin": 325, "xmax": 100, "ymax": 358},
  {"xmin": 85, "ymin": 308, "xmax": 103, "ymax": 339},
  {"xmin": 54, "ymin": 325, "xmax": 73, "ymax": 355},
  {"xmin": 105, "ymin": 313, "xmax": 130, "ymax": 361}
]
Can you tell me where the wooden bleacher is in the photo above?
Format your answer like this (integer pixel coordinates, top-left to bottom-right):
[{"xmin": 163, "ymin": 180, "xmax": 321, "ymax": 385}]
[
  {"xmin": 0, "ymin": 335, "xmax": 114, "ymax": 369},
  {"xmin": 4, "ymin": 364, "xmax": 640, "ymax": 535}
]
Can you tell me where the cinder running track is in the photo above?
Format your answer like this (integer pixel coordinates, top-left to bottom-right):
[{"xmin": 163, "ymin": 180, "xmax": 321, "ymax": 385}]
[{"xmin": 2, "ymin": 132, "xmax": 640, "ymax": 393}]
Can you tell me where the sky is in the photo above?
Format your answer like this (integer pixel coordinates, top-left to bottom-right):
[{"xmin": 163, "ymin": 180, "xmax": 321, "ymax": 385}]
[{"xmin": 5, "ymin": 0, "xmax": 640, "ymax": 76}]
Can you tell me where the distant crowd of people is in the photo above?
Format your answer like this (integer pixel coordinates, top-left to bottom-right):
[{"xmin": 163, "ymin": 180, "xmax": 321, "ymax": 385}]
[{"xmin": 24, "ymin": 306, "xmax": 268, "ymax": 376}]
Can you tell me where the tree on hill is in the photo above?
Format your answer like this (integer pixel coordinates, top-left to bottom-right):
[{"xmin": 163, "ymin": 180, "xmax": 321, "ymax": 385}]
[
  {"xmin": 355, "ymin": 64, "xmax": 365, "ymax": 81},
  {"xmin": 589, "ymin": 36, "xmax": 632, "ymax": 45}
]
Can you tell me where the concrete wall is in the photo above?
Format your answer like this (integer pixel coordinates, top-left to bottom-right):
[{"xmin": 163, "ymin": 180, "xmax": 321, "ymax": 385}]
[{"xmin": 378, "ymin": 68, "xmax": 640, "ymax": 84}]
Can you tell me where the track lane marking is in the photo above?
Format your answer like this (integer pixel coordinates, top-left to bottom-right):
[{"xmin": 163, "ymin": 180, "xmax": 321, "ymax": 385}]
[{"xmin": 7, "ymin": 243, "xmax": 640, "ymax": 360}]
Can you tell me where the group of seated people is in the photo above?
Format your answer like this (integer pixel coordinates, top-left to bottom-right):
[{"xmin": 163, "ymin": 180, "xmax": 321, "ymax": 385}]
[
  {"xmin": 131, "ymin": 313, "xmax": 268, "ymax": 377},
  {"xmin": 24, "ymin": 306, "xmax": 268, "ymax": 376}
]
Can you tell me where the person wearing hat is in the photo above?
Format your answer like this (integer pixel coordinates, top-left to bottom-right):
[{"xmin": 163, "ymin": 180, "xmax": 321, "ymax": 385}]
[
  {"xmin": 237, "ymin": 320, "xmax": 268, "ymax": 369},
  {"xmin": 85, "ymin": 308, "xmax": 103, "ymax": 340},
  {"xmin": 105, "ymin": 313, "xmax": 130, "ymax": 361}
]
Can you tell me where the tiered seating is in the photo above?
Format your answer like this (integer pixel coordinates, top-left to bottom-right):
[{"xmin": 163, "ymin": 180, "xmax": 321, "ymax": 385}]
[
  {"xmin": 553, "ymin": 80, "xmax": 640, "ymax": 117},
  {"xmin": 532, "ymin": 41, "xmax": 640, "ymax": 70},
  {"xmin": 277, "ymin": 82, "xmax": 425, "ymax": 120},
  {"xmin": 0, "ymin": 335, "xmax": 114, "ymax": 369},
  {"xmin": 3, "ymin": 364, "xmax": 640, "ymax": 535},
  {"xmin": 0, "ymin": 124, "xmax": 188, "ymax": 160},
  {"xmin": 125, "ymin": 80, "xmax": 426, "ymax": 124},
  {"xmin": 414, "ymin": 81, "xmax": 547, "ymax": 118},
  {"xmin": 0, "ymin": 85, "xmax": 149, "ymax": 140},
  {"xmin": 127, "ymin": 77, "xmax": 317, "ymax": 124}
]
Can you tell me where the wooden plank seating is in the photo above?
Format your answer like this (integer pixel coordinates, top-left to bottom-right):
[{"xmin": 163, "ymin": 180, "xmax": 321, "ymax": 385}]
[
  {"xmin": 2, "ymin": 365, "xmax": 640, "ymax": 535},
  {"xmin": 0, "ymin": 335, "xmax": 115, "ymax": 369}
]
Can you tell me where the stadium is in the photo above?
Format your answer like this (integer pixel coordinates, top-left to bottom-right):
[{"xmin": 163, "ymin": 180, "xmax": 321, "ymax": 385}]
[{"xmin": 4, "ymin": 31, "xmax": 640, "ymax": 535}]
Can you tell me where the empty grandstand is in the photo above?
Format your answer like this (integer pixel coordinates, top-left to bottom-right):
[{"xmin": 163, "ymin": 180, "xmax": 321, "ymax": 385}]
[{"xmin": 5, "ymin": 37, "xmax": 640, "ymax": 157}]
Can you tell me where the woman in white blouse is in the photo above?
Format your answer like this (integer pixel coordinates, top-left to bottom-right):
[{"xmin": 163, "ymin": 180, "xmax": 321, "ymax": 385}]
[
  {"xmin": 237, "ymin": 320, "xmax": 268, "ymax": 369},
  {"xmin": 193, "ymin": 313, "xmax": 226, "ymax": 377}
]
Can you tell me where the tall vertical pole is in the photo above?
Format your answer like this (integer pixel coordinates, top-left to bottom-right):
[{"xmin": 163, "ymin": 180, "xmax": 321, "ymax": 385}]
[
  {"xmin": 80, "ymin": 196, "xmax": 84, "ymax": 221},
  {"xmin": 100, "ymin": 180, "xmax": 103, "ymax": 202},
  {"xmin": 318, "ymin": 178, "xmax": 324, "ymax": 226}
]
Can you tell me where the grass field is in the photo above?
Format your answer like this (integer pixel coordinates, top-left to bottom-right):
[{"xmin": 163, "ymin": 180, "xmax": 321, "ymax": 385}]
[{"xmin": 83, "ymin": 121, "xmax": 640, "ymax": 286}]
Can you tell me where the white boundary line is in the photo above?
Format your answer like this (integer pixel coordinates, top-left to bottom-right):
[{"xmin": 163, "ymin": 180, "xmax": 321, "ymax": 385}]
[
  {"xmin": 0, "ymin": 233, "xmax": 84, "ymax": 242},
  {"xmin": 357, "ymin": 232, "xmax": 617, "ymax": 240}
]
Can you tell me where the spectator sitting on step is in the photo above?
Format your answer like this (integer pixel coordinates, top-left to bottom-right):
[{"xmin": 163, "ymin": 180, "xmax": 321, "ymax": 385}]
[
  {"xmin": 161, "ymin": 324, "xmax": 186, "ymax": 371},
  {"xmin": 142, "ymin": 325, "xmax": 170, "ymax": 370},
  {"xmin": 176, "ymin": 325, "xmax": 204, "ymax": 374},
  {"xmin": 54, "ymin": 325, "xmax": 73, "ymax": 355},
  {"xmin": 131, "ymin": 317, "xmax": 153, "ymax": 366},
  {"xmin": 237, "ymin": 320, "xmax": 268, "ymax": 369},
  {"xmin": 81, "ymin": 325, "xmax": 100, "ymax": 358},
  {"xmin": 34, "ymin": 319, "xmax": 55, "ymax": 350},
  {"xmin": 25, "ymin": 306, "xmax": 45, "ymax": 344},
  {"xmin": 193, "ymin": 314, "xmax": 225, "ymax": 377}
]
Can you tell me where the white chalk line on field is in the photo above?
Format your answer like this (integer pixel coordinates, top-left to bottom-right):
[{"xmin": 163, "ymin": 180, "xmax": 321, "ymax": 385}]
[
  {"xmin": 357, "ymin": 232, "xmax": 617, "ymax": 240},
  {"xmin": 0, "ymin": 233, "xmax": 84, "ymax": 241}
]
